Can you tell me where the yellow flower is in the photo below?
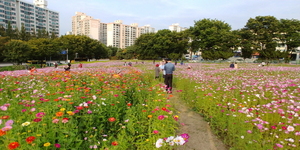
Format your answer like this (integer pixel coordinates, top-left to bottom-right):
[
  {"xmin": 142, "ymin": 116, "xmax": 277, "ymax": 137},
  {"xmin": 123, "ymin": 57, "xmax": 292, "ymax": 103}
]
[
  {"xmin": 37, "ymin": 134, "xmax": 42, "ymax": 136},
  {"xmin": 146, "ymin": 139, "xmax": 150, "ymax": 142},
  {"xmin": 28, "ymin": 130, "xmax": 31, "ymax": 133},
  {"xmin": 65, "ymin": 135, "xmax": 69, "ymax": 137},
  {"xmin": 60, "ymin": 108, "xmax": 66, "ymax": 111},
  {"xmin": 44, "ymin": 142, "xmax": 50, "ymax": 147}
]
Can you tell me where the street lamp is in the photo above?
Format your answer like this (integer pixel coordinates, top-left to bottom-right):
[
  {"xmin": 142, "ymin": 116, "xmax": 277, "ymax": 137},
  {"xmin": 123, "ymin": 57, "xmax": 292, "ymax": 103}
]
[{"xmin": 75, "ymin": 53, "xmax": 78, "ymax": 58}]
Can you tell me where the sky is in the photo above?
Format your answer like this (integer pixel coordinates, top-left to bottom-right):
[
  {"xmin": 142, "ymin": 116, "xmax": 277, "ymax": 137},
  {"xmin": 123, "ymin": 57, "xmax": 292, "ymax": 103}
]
[{"xmin": 24, "ymin": 0, "xmax": 300, "ymax": 35}]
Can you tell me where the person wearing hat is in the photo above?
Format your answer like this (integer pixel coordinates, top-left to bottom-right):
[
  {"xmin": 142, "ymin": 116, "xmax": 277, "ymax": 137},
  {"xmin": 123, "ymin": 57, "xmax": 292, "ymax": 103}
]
[
  {"xmin": 155, "ymin": 64, "xmax": 160, "ymax": 79},
  {"xmin": 163, "ymin": 58, "xmax": 175, "ymax": 93}
]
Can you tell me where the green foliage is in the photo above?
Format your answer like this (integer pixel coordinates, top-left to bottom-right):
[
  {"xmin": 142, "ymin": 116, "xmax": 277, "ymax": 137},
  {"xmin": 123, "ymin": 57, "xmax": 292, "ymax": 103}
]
[
  {"xmin": 189, "ymin": 18, "xmax": 235, "ymax": 60},
  {"xmin": 134, "ymin": 30, "xmax": 189, "ymax": 60},
  {"xmin": 2, "ymin": 40, "xmax": 31, "ymax": 64}
]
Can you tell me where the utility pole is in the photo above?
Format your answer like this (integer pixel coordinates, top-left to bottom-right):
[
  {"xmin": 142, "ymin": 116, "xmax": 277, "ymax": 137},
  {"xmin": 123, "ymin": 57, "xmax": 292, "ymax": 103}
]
[{"xmin": 66, "ymin": 49, "xmax": 69, "ymax": 63}]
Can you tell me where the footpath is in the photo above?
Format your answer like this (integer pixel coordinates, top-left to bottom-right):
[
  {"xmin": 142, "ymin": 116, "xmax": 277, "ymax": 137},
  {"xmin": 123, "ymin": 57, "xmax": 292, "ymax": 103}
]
[{"xmin": 170, "ymin": 91, "xmax": 229, "ymax": 150}]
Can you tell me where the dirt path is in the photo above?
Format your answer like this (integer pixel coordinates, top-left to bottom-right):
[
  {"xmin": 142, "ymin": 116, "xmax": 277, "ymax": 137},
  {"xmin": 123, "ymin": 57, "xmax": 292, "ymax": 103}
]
[{"xmin": 171, "ymin": 92, "xmax": 229, "ymax": 150}]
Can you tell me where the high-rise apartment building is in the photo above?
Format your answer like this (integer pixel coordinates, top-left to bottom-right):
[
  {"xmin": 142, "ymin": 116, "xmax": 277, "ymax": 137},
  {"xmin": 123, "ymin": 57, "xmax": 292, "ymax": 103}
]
[
  {"xmin": 72, "ymin": 12, "xmax": 155, "ymax": 49},
  {"xmin": 72, "ymin": 12, "xmax": 100, "ymax": 40},
  {"xmin": 0, "ymin": 0, "xmax": 59, "ymax": 36},
  {"xmin": 169, "ymin": 23, "xmax": 187, "ymax": 32},
  {"xmin": 138, "ymin": 24, "xmax": 155, "ymax": 37}
]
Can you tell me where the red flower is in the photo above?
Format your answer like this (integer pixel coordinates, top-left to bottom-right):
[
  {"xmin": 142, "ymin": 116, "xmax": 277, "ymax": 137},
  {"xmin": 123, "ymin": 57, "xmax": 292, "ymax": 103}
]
[
  {"xmin": 108, "ymin": 117, "xmax": 116, "ymax": 122},
  {"xmin": 33, "ymin": 118, "xmax": 42, "ymax": 122},
  {"xmin": 76, "ymin": 106, "xmax": 84, "ymax": 110},
  {"xmin": 111, "ymin": 141, "xmax": 118, "ymax": 146},
  {"xmin": 162, "ymin": 107, "xmax": 167, "ymax": 111},
  {"xmin": 26, "ymin": 136, "xmax": 36, "ymax": 144},
  {"xmin": 0, "ymin": 129, "xmax": 6, "ymax": 136},
  {"xmin": 127, "ymin": 103, "xmax": 132, "ymax": 106},
  {"xmin": 8, "ymin": 142, "xmax": 20, "ymax": 150},
  {"xmin": 1, "ymin": 115, "xmax": 10, "ymax": 119}
]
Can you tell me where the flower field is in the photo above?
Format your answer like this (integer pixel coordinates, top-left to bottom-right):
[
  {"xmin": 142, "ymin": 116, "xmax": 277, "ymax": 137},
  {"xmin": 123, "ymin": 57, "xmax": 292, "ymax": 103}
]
[
  {"xmin": 174, "ymin": 63, "xmax": 300, "ymax": 150},
  {"xmin": 1, "ymin": 61, "xmax": 299, "ymax": 150},
  {"xmin": 0, "ymin": 62, "xmax": 188, "ymax": 150}
]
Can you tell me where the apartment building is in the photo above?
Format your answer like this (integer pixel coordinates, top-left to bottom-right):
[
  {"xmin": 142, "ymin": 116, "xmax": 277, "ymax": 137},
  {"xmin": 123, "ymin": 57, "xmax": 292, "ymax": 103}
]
[
  {"xmin": 137, "ymin": 24, "xmax": 155, "ymax": 37},
  {"xmin": 0, "ymin": 0, "xmax": 59, "ymax": 36},
  {"xmin": 72, "ymin": 12, "xmax": 100, "ymax": 40},
  {"xmin": 72, "ymin": 12, "xmax": 155, "ymax": 49},
  {"xmin": 169, "ymin": 23, "xmax": 187, "ymax": 32}
]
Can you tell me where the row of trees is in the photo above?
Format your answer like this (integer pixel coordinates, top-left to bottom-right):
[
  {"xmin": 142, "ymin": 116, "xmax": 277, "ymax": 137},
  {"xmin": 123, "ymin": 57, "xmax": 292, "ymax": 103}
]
[
  {"xmin": 0, "ymin": 35, "xmax": 113, "ymax": 64},
  {"xmin": 130, "ymin": 16, "xmax": 300, "ymax": 61},
  {"xmin": 1, "ymin": 16, "xmax": 300, "ymax": 63}
]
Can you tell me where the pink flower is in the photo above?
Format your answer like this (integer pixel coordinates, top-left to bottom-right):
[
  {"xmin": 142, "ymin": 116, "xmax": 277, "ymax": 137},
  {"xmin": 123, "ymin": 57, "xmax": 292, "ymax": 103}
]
[
  {"xmin": 30, "ymin": 108, "xmax": 36, "ymax": 112},
  {"xmin": 54, "ymin": 143, "xmax": 61, "ymax": 148},
  {"xmin": 52, "ymin": 119, "xmax": 59, "ymax": 123},
  {"xmin": 0, "ymin": 106, "xmax": 7, "ymax": 111},
  {"xmin": 36, "ymin": 112, "xmax": 45, "ymax": 118},
  {"xmin": 2, "ymin": 126, "xmax": 12, "ymax": 131},
  {"xmin": 276, "ymin": 143, "xmax": 283, "ymax": 148},
  {"xmin": 271, "ymin": 126, "xmax": 277, "ymax": 129},
  {"xmin": 5, "ymin": 120, "xmax": 14, "ymax": 126},
  {"xmin": 247, "ymin": 130, "xmax": 252, "ymax": 133},
  {"xmin": 87, "ymin": 110, "xmax": 92, "ymax": 114},
  {"xmin": 22, "ymin": 109, "xmax": 27, "ymax": 112},
  {"xmin": 158, "ymin": 115, "xmax": 165, "ymax": 120},
  {"xmin": 256, "ymin": 124, "xmax": 263, "ymax": 130},
  {"xmin": 180, "ymin": 133, "xmax": 190, "ymax": 142},
  {"xmin": 153, "ymin": 130, "xmax": 159, "ymax": 134}
]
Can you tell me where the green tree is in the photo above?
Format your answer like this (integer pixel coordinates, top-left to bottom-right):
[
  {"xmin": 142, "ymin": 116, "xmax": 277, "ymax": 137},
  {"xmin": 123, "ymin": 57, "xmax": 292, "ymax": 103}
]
[
  {"xmin": 279, "ymin": 19, "xmax": 300, "ymax": 61},
  {"xmin": 134, "ymin": 33, "xmax": 157, "ymax": 59},
  {"xmin": 245, "ymin": 16, "xmax": 280, "ymax": 60},
  {"xmin": 0, "ymin": 26, "xmax": 6, "ymax": 37},
  {"xmin": 19, "ymin": 23, "xmax": 30, "ymax": 41},
  {"xmin": 6, "ymin": 21, "xmax": 13, "ymax": 40},
  {"xmin": 134, "ymin": 30, "xmax": 189, "ymax": 60},
  {"xmin": 2, "ymin": 40, "xmax": 31, "ymax": 64},
  {"xmin": 235, "ymin": 29, "xmax": 255, "ymax": 59},
  {"xmin": 0, "ymin": 37, "xmax": 10, "ymax": 61},
  {"xmin": 27, "ymin": 38, "xmax": 59, "ymax": 66},
  {"xmin": 189, "ymin": 19, "xmax": 234, "ymax": 60}
]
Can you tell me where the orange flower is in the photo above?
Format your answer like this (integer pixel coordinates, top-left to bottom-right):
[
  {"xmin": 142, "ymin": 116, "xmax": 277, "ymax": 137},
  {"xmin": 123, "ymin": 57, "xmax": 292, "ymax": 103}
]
[
  {"xmin": 111, "ymin": 141, "xmax": 118, "ymax": 146},
  {"xmin": 0, "ymin": 129, "xmax": 6, "ymax": 136},
  {"xmin": 108, "ymin": 117, "xmax": 116, "ymax": 122},
  {"xmin": 56, "ymin": 112, "xmax": 64, "ymax": 117},
  {"xmin": 8, "ymin": 142, "xmax": 20, "ymax": 150},
  {"xmin": 1, "ymin": 115, "xmax": 9, "ymax": 119},
  {"xmin": 147, "ymin": 115, "xmax": 152, "ymax": 118},
  {"xmin": 26, "ymin": 136, "xmax": 36, "ymax": 144}
]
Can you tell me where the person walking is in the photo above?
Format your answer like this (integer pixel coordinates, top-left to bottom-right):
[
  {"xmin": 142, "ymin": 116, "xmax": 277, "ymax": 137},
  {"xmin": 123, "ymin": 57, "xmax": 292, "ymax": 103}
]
[{"xmin": 164, "ymin": 58, "xmax": 175, "ymax": 94}]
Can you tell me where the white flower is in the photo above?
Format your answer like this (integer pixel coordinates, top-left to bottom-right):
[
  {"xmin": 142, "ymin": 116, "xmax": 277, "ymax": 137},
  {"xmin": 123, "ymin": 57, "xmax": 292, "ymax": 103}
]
[
  {"xmin": 241, "ymin": 136, "xmax": 244, "ymax": 139},
  {"xmin": 22, "ymin": 121, "xmax": 31, "ymax": 126},
  {"xmin": 155, "ymin": 138, "xmax": 164, "ymax": 148},
  {"xmin": 287, "ymin": 125, "xmax": 295, "ymax": 132},
  {"xmin": 287, "ymin": 138, "xmax": 294, "ymax": 143},
  {"xmin": 102, "ymin": 102, "xmax": 106, "ymax": 106},
  {"xmin": 166, "ymin": 136, "xmax": 174, "ymax": 143},
  {"xmin": 173, "ymin": 136, "xmax": 185, "ymax": 145},
  {"xmin": 92, "ymin": 95, "xmax": 97, "ymax": 100}
]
